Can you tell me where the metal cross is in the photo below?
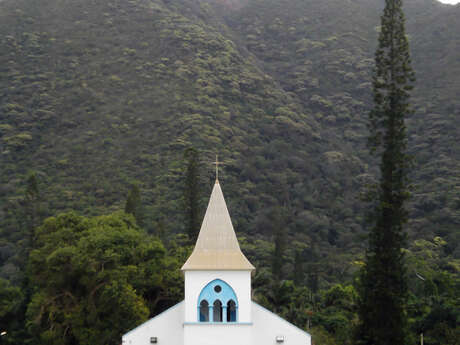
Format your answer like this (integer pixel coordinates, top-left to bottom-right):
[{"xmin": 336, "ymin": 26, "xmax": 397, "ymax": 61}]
[{"xmin": 213, "ymin": 154, "xmax": 223, "ymax": 181}]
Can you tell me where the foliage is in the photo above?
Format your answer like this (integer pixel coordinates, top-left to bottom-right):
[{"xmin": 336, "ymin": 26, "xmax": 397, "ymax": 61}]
[
  {"xmin": 125, "ymin": 184, "xmax": 144, "ymax": 227},
  {"xmin": 0, "ymin": 0, "xmax": 457, "ymax": 291},
  {"xmin": 356, "ymin": 1, "xmax": 415, "ymax": 344},
  {"xmin": 405, "ymin": 236, "xmax": 460, "ymax": 345},
  {"xmin": 0, "ymin": 278, "xmax": 25, "ymax": 344},
  {"xmin": 183, "ymin": 147, "xmax": 203, "ymax": 243},
  {"xmin": 271, "ymin": 207, "xmax": 287, "ymax": 281},
  {"xmin": 26, "ymin": 211, "xmax": 181, "ymax": 345}
]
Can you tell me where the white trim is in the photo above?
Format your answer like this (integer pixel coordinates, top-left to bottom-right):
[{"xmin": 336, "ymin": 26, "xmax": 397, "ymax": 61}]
[{"xmin": 183, "ymin": 322, "xmax": 253, "ymax": 326}]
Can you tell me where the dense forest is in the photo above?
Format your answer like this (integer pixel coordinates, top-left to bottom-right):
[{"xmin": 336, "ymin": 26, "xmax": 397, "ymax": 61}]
[{"xmin": 0, "ymin": 0, "xmax": 458, "ymax": 344}]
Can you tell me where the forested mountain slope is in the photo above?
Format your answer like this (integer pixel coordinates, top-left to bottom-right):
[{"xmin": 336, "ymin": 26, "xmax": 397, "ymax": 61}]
[
  {"xmin": 0, "ymin": 0, "xmax": 458, "ymax": 289},
  {"xmin": 221, "ymin": 0, "xmax": 460, "ymax": 259}
]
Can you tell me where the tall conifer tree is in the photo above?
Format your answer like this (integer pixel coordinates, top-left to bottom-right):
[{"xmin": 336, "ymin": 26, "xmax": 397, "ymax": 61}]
[
  {"xmin": 22, "ymin": 173, "xmax": 43, "ymax": 261},
  {"xmin": 356, "ymin": 0, "xmax": 414, "ymax": 344},
  {"xmin": 272, "ymin": 208, "xmax": 286, "ymax": 282},
  {"xmin": 24, "ymin": 173, "xmax": 40, "ymax": 232},
  {"xmin": 125, "ymin": 184, "xmax": 144, "ymax": 227},
  {"xmin": 184, "ymin": 147, "xmax": 202, "ymax": 244}
]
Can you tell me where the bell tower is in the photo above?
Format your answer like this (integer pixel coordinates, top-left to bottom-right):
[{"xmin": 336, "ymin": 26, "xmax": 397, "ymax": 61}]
[{"xmin": 181, "ymin": 179, "xmax": 254, "ymax": 330}]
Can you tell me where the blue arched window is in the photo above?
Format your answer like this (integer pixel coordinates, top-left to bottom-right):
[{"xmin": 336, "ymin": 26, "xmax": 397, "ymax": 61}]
[
  {"xmin": 227, "ymin": 299, "xmax": 237, "ymax": 322},
  {"xmin": 199, "ymin": 300, "xmax": 209, "ymax": 321},
  {"xmin": 197, "ymin": 279, "xmax": 238, "ymax": 322}
]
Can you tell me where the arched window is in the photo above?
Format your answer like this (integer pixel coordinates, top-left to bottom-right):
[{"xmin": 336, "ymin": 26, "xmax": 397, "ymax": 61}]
[
  {"xmin": 227, "ymin": 300, "xmax": 237, "ymax": 322},
  {"xmin": 197, "ymin": 279, "xmax": 238, "ymax": 323},
  {"xmin": 199, "ymin": 300, "xmax": 209, "ymax": 322},
  {"xmin": 213, "ymin": 300, "xmax": 223, "ymax": 322}
]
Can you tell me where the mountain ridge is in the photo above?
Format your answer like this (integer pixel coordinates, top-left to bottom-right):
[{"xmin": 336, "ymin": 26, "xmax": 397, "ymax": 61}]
[{"xmin": 0, "ymin": 0, "xmax": 458, "ymax": 285}]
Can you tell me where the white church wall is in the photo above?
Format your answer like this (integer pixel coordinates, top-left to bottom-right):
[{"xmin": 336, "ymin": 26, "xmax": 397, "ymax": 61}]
[
  {"xmin": 252, "ymin": 302, "xmax": 311, "ymax": 345},
  {"xmin": 184, "ymin": 323, "xmax": 252, "ymax": 345},
  {"xmin": 184, "ymin": 270, "xmax": 252, "ymax": 323},
  {"xmin": 122, "ymin": 301, "xmax": 184, "ymax": 345}
]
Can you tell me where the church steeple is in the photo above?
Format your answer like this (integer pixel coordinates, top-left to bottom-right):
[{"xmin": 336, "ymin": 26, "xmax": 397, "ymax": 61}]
[
  {"xmin": 123, "ymin": 173, "xmax": 311, "ymax": 345},
  {"xmin": 181, "ymin": 181, "xmax": 254, "ymax": 271}
]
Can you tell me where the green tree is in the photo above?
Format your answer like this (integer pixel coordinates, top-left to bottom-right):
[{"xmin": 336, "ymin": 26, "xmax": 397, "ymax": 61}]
[
  {"xmin": 22, "ymin": 173, "xmax": 42, "ymax": 253},
  {"xmin": 272, "ymin": 236, "xmax": 285, "ymax": 282},
  {"xmin": 24, "ymin": 174, "xmax": 39, "ymax": 224},
  {"xmin": 0, "ymin": 174, "xmax": 45, "ymax": 344},
  {"xmin": 356, "ymin": 1, "xmax": 415, "ymax": 345},
  {"xmin": 124, "ymin": 184, "xmax": 144, "ymax": 227},
  {"xmin": 316, "ymin": 284, "xmax": 357, "ymax": 345},
  {"xmin": 305, "ymin": 244, "xmax": 320, "ymax": 294},
  {"xmin": 270, "ymin": 207, "xmax": 287, "ymax": 282},
  {"xmin": 292, "ymin": 246, "xmax": 305, "ymax": 285},
  {"xmin": 183, "ymin": 147, "xmax": 202, "ymax": 244},
  {"xmin": 0, "ymin": 278, "xmax": 25, "ymax": 344},
  {"xmin": 26, "ymin": 212, "xmax": 179, "ymax": 345}
]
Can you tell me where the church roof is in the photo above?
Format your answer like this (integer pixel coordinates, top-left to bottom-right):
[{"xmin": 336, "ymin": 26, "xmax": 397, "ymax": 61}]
[{"xmin": 181, "ymin": 180, "xmax": 255, "ymax": 271}]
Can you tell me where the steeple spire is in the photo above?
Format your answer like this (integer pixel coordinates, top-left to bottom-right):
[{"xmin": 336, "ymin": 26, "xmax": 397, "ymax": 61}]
[{"xmin": 181, "ymin": 181, "xmax": 254, "ymax": 271}]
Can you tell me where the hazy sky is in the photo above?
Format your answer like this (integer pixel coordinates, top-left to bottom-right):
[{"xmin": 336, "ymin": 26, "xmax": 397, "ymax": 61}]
[{"xmin": 437, "ymin": 0, "xmax": 460, "ymax": 4}]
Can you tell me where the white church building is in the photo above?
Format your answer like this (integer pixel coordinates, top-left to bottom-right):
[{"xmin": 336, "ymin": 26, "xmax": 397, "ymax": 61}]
[{"xmin": 122, "ymin": 179, "xmax": 311, "ymax": 345}]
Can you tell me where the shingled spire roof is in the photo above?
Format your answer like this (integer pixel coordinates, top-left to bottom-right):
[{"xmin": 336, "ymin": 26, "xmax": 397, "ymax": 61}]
[{"xmin": 181, "ymin": 180, "xmax": 254, "ymax": 271}]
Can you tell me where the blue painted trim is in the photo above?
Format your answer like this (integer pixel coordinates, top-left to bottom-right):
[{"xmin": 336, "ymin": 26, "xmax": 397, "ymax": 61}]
[
  {"xmin": 197, "ymin": 279, "xmax": 238, "ymax": 306},
  {"xmin": 123, "ymin": 301, "xmax": 184, "ymax": 337},
  {"xmin": 209, "ymin": 305, "xmax": 214, "ymax": 322},
  {"xmin": 197, "ymin": 279, "xmax": 239, "ymax": 323},
  {"xmin": 252, "ymin": 301, "xmax": 311, "ymax": 337}
]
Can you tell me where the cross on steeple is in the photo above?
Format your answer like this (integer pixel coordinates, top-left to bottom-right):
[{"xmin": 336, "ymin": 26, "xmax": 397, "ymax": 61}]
[{"xmin": 213, "ymin": 154, "xmax": 223, "ymax": 182}]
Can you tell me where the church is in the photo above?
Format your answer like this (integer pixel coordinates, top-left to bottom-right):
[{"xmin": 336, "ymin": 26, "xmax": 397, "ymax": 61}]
[{"xmin": 122, "ymin": 178, "xmax": 311, "ymax": 345}]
